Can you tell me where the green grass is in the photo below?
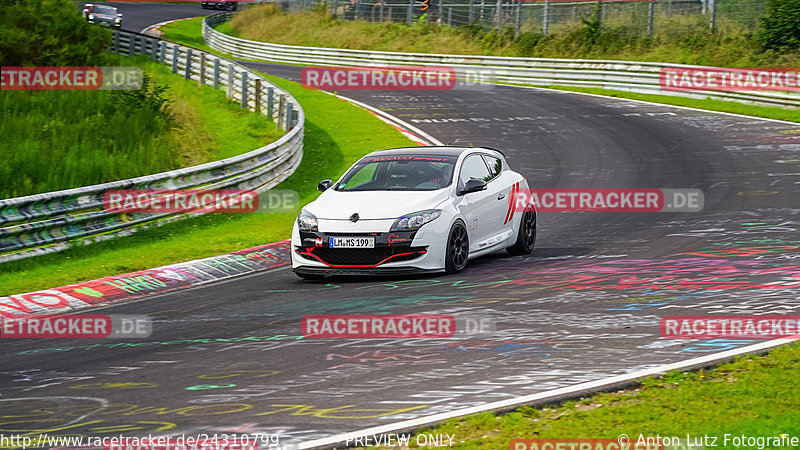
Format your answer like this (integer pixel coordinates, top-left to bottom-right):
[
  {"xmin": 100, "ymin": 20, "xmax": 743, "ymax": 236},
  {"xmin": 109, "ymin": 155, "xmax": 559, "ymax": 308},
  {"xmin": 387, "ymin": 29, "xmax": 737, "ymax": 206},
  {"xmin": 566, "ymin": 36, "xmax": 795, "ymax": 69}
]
[
  {"xmin": 159, "ymin": 17, "xmax": 221, "ymax": 54},
  {"xmin": 220, "ymin": 4, "xmax": 799, "ymax": 68},
  {"xmin": 0, "ymin": 71, "xmax": 416, "ymax": 296},
  {"xmin": 0, "ymin": 55, "xmax": 281, "ymax": 198},
  {"xmin": 370, "ymin": 341, "xmax": 800, "ymax": 449}
]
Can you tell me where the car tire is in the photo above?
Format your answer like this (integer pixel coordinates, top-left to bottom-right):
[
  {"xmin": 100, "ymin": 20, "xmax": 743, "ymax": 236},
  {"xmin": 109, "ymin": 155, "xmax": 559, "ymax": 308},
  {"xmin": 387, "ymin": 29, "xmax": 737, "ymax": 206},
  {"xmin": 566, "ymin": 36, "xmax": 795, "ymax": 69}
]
[
  {"xmin": 507, "ymin": 210, "xmax": 536, "ymax": 255},
  {"xmin": 444, "ymin": 221, "xmax": 469, "ymax": 274},
  {"xmin": 296, "ymin": 272, "xmax": 325, "ymax": 280}
]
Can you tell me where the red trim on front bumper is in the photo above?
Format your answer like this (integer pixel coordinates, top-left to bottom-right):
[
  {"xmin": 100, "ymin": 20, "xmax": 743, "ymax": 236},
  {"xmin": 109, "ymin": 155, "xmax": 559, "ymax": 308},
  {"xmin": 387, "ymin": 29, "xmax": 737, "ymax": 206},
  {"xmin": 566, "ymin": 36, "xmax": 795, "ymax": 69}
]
[{"xmin": 296, "ymin": 250, "xmax": 427, "ymax": 268}]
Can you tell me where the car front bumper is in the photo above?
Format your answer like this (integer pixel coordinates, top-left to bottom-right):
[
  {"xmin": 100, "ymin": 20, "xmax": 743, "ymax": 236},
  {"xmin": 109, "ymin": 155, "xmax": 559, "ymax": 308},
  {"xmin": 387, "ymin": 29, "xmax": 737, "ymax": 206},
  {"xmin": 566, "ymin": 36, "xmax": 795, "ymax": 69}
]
[{"xmin": 291, "ymin": 218, "xmax": 450, "ymax": 273}]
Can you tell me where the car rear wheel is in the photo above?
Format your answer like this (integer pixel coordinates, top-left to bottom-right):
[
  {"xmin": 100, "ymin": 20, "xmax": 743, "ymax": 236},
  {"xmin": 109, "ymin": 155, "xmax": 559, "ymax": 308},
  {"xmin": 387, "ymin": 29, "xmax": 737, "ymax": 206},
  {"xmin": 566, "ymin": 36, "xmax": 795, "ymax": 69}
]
[
  {"xmin": 507, "ymin": 210, "xmax": 536, "ymax": 255},
  {"xmin": 445, "ymin": 221, "xmax": 469, "ymax": 274}
]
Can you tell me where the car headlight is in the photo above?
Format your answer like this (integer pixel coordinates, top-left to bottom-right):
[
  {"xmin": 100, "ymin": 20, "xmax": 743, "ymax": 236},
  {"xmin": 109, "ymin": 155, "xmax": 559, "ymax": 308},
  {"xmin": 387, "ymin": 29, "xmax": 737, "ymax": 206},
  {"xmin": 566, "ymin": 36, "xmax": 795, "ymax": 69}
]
[
  {"xmin": 390, "ymin": 209, "xmax": 441, "ymax": 232},
  {"xmin": 297, "ymin": 210, "xmax": 318, "ymax": 231},
  {"xmin": 114, "ymin": 17, "xmax": 121, "ymax": 22},
  {"xmin": 88, "ymin": 14, "xmax": 94, "ymax": 19}
]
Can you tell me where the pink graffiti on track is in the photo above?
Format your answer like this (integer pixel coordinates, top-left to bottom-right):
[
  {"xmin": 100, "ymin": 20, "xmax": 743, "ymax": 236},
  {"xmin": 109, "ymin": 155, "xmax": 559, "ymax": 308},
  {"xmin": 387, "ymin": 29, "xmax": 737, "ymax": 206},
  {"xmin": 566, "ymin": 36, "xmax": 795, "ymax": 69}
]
[
  {"xmin": 502, "ymin": 257, "xmax": 800, "ymax": 291},
  {"xmin": 0, "ymin": 241, "xmax": 292, "ymax": 319}
]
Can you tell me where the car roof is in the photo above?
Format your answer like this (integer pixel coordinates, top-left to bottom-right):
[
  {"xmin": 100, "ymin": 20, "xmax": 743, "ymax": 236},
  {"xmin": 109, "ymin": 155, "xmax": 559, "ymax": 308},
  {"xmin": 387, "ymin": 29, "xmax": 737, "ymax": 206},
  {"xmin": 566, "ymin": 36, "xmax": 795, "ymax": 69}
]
[{"xmin": 366, "ymin": 146, "xmax": 504, "ymax": 158}]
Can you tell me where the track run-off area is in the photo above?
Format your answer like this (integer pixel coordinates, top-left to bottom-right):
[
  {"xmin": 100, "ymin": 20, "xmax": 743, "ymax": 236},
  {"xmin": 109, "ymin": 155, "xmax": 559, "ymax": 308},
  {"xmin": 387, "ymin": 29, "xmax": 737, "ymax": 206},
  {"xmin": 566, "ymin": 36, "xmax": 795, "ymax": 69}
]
[{"xmin": 2, "ymin": 3, "xmax": 800, "ymax": 448}]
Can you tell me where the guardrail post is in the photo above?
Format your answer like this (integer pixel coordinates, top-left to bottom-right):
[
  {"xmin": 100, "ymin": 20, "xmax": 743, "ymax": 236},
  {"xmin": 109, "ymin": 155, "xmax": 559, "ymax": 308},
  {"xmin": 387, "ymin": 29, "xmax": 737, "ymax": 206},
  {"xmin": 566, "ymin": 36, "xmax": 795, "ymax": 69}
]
[
  {"xmin": 150, "ymin": 38, "xmax": 158, "ymax": 61},
  {"xmin": 648, "ymin": 0, "xmax": 655, "ymax": 35},
  {"xmin": 172, "ymin": 47, "xmax": 179, "ymax": 73},
  {"xmin": 267, "ymin": 87, "xmax": 274, "ymax": 120},
  {"xmin": 255, "ymin": 78, "xmax": 262, "ymax": 114},
  {"xmin": 407, "ymin": 0, "xmax": 413, "ymax": 23},
  {"xmin": 515, "ymin": 0, "xmax": 521, "ymax": 33},
  {"xmin": 114, "ymin": 30, "xmax": 120, "ymax": 53},
  {"xmin": 285, "ymin": 102, "xmax": 293, "ymax": 131},
  {"xmin": 278, "ymin": 94, "xmax": 286, "ymax": 129},
  {"xmin": 185, "ymin": 48, "xmax": 193, "ymax": 80},
  {"xmin": 159, "ymin": 41, "xmax": 166, "ymax": 63},
  {"xmin": 447, "ymin": 7, "xmax": 452, "ymax": 25},
  {"xmin": 496, "ymin": 0, "xmax": 502, "ymax": 29},
  {"xmin": 380, "ymin": 2, "xmax": 384, "ymax": 22},
  {"xmin": 227, "ymin": 65, "xmax": 234, "ymax": 99},
  {"xmin": 355, "ymin": 0, "xmax": 360, "ymax": 20},
  {"xmin": 129, "ymin": 35, "xmax": 136, "ymax": 56},
  {"xmin": 199, "ymin": 52, "xmax": 206, "ymax": 86},
  {"xmin": 213, "ymin": 59, "xmax": 220, "ymax": 89},
  {"xmin": 241, "ymin": 71, "xmax": 248, "ymax": 109},
  {"xmin": 291, "ymin": 110, "xmax": 298, "ymax": 129}
]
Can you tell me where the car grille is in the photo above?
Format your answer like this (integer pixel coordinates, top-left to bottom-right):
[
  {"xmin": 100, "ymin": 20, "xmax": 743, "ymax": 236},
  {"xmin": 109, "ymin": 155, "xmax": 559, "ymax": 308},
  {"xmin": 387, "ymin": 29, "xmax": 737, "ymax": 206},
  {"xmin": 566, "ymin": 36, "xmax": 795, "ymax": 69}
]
[{"xmin": 300, "ymin": 246, "xmax": 427, "ymax": 266}]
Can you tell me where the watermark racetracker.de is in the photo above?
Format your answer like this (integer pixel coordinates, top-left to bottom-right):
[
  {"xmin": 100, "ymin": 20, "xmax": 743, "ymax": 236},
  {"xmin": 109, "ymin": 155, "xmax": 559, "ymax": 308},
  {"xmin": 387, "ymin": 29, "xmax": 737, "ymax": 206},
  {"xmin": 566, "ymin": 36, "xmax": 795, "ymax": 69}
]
[
  {"xmin": 1, "ymin": 314, "xmax": 152, "ymax": 339},
  {"xmin": 301, "ymin": 65, "xmax": 495, "ymax": 91},
  {"xmin": 103, "ymin": 189, "xmax": 299, "ymax": 214},
  {"xmin": 1, "ymin": 66, "xmax": 142, "ymax": 90}
]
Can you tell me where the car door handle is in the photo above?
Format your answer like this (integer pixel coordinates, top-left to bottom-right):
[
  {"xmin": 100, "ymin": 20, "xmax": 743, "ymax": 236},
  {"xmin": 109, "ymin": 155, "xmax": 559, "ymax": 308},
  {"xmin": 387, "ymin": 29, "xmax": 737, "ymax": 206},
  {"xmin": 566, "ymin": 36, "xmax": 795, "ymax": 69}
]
[{"xmin": 497, "ymin": 192, "xmax": 506, "ymax": 200}]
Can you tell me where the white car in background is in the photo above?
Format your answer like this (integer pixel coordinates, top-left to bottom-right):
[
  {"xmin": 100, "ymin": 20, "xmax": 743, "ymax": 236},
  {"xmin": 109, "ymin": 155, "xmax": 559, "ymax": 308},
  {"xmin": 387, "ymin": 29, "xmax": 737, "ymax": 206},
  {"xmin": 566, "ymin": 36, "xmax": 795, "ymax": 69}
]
[
  {"xmin": 291, "ymin": 146, "xmax": 536, "ymax": 279},
  {"xmin": 82, "ymin": 4, "xmax": 122, "ymax": 28}
]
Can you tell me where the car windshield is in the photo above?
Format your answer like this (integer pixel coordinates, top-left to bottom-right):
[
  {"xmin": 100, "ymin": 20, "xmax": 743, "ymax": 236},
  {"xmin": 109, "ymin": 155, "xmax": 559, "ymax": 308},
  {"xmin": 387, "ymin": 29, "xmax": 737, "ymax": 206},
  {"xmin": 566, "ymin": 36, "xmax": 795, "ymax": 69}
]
[
  {"xmin": 335, "ymin": 154, "xmax": 457, "ymax": 191},
  {"xmin": 92, "ymin": 5, "xmax": 115, "ymax": 14}
]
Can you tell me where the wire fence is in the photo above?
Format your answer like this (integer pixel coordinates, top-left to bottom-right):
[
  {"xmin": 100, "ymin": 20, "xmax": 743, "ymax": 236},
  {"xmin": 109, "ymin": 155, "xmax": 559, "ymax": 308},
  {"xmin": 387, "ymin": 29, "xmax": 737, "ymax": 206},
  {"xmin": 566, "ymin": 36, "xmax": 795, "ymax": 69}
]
[{"xmin": 276, "ymin": 0, "xmax": 768, "ymax": 36}]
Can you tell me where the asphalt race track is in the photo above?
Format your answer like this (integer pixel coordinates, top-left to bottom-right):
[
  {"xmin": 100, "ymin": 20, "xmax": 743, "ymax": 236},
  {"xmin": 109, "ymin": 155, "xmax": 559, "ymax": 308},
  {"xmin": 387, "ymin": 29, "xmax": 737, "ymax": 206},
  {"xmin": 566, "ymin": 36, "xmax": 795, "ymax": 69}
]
[
  {"xmin": 75, "ymin": 1, "xmax": 214, "ymax": 32},
  {"xmin": 3, "ymin": 5, "xmax": 800, "ymax": 448}
]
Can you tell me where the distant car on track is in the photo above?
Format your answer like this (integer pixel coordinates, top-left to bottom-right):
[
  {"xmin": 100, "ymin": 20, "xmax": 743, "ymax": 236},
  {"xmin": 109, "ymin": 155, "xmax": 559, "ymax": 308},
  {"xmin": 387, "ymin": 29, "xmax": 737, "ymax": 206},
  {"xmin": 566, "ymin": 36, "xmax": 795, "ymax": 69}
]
[
  {"xmin": 291, "ymin": 146, "xmax": 536, "ymax": 279},
  {"xmin": 82, "ymin": 4, "xmax": 122, "ymax": 28},
  {"xmin": 201, "ymin": 1, "xmax": 237, "ymax": 10}
]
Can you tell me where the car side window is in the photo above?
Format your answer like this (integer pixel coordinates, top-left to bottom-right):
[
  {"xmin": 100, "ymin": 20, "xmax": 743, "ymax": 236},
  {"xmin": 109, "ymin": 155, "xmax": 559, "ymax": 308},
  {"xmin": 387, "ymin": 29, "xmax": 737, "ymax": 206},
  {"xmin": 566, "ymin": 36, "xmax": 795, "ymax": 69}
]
[
  {"xmin": 459, "ymin": 154, "xmax": 492, "ymax": 186},
  {"xmin": 482, "ymin": 155, "xmax": 503, "ymax": 180}
]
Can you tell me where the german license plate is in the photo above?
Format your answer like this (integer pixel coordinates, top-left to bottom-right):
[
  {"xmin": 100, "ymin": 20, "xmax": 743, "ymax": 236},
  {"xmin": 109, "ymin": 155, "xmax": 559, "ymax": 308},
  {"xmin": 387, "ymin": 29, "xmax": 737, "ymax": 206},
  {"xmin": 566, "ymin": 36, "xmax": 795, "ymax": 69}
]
[{"xmin": 329, "ymin": 237, "xmax": 374, "ymax": 248}]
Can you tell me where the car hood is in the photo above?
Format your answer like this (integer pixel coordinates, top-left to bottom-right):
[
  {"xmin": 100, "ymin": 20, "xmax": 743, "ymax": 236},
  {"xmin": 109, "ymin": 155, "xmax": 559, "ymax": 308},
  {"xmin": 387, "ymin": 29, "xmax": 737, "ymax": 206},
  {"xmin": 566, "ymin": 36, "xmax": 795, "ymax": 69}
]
[{"xmin": 306, "ymin": 189, "xmax": 450, "ymax": 220}]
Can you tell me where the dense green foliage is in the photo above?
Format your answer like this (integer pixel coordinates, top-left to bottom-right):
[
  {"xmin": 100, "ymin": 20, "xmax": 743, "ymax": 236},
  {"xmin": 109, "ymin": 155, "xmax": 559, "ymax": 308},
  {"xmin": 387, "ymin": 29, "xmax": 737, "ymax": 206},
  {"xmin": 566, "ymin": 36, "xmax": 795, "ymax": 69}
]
[
  {"xmin": 759, "ymin": 0, "xmax": 800, "ymax": 51},
  {"xmin": 0, "ymin": 0, "xmax": 111, "ymax": 65}
]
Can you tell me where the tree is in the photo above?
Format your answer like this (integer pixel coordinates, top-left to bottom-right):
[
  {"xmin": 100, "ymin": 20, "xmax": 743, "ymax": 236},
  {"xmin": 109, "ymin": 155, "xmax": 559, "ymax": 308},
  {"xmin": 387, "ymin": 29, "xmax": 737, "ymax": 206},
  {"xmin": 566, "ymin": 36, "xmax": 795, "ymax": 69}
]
[
  {"xmin": 759, "ymin": 0, "xmax": 800, "ymax": 51},
  {"xmin": 0, "ymin": 0, "xmax": 111, "ymax": 66}
]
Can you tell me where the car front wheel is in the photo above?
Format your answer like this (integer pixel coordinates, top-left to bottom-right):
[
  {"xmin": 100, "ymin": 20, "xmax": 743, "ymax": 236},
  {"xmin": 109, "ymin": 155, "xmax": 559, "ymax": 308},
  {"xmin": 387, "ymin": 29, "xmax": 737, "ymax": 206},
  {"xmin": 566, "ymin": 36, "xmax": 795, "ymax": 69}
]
[{"xmin": 445, "ymin": 221, "xmax": 469, "ymax": 274}]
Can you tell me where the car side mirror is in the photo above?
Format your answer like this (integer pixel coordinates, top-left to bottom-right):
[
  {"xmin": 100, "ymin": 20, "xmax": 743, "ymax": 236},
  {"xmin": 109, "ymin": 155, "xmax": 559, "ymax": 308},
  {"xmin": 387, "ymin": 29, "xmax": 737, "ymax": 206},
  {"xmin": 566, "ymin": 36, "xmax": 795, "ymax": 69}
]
[
  {"xmin": 82, "ymin": 8, "xmax": 88, "ymax": 14},
  {"xmin": 317, "ymin": 179, "xmax": 333, "ymax": 192},
  {"xmin": 459, "ymin": 178, "xmax": 487, "ymax": 195}
]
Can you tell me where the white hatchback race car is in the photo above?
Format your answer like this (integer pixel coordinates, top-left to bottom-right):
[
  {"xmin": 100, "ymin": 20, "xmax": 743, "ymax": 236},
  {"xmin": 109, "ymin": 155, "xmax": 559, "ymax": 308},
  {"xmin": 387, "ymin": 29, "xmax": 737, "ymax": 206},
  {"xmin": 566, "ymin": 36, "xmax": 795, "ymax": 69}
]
[{"xmin": 291, "ymin": 146, "xmax": 536, "ymax": 279}]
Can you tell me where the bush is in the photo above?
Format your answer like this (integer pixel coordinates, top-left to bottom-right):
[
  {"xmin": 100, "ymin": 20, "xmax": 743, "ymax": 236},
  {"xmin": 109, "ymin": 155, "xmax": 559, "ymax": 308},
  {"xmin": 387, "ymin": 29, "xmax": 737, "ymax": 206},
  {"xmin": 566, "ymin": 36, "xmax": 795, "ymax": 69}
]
[
  {"xmin": 0, "ymin": 0, "xmax": 111, "ymax": 66},
  {"xmin": 759, "ymin": 0, "xmax": 800, "ymax": 51},
  {"xmin": 111, "ymin": 74, "xmax": 173, "ymax": 122}
]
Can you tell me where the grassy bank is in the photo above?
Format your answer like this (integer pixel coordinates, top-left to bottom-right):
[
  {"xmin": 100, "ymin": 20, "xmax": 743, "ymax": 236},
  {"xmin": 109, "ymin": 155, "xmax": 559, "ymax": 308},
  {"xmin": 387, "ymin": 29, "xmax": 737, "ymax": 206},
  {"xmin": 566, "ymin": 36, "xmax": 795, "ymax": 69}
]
[
  {"xmin": 370, "ymin": 341, "xmax": 800, "ymax": 449},
  {"xmin": 0, "ymin": 55, "xmax": 282, "ymax": 199},
  {"xmin": 222, "ymin": 4, "xmax": 799, "ymax": 68},
  {"xmin": 0, "ymin": 72, "xmax": 415, "ymax": 296}
]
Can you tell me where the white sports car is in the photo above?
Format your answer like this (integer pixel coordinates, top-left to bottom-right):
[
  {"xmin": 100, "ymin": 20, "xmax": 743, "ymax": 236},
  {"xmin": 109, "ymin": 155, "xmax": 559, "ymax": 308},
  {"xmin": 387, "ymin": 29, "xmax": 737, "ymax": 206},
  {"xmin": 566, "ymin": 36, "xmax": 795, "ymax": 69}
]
[{"xmin": 291, "ymin": 146, "xmax": 536, "ymax": 279}]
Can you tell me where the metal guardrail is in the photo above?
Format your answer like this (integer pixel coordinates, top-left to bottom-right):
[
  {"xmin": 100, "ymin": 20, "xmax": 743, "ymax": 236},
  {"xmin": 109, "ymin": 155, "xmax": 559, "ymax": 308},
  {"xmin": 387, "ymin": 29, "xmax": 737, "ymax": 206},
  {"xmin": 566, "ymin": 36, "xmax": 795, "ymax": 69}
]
[
  {"xmin": 203, "ymin": 12, "xmax": 800, "ymax": 109},
  {"xmin": 0, "ymin": 29, "xmax": 305, "ymax": 263}
]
